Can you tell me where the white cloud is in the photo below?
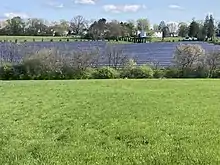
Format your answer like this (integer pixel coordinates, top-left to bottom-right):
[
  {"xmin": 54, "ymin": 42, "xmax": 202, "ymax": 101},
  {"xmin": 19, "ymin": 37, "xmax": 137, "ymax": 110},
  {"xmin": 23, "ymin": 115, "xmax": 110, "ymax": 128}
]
[
  {"xmin": 74, "ymin": 0, "xmax": 96, "ymax": 5},
  {"xmin": 168, "ymin": 5, "xmax": 183, "ymax": 10},
  {"xmin": 47, "ymin": 1, "xmax": 64, "ymax": 8},
  {"xmin": 103, "ymin": 4, "xmax": 146, "ymax": 13},
  {"xmin": 4, "ymin": 12, "xmax": 30, "ymax": 19}
]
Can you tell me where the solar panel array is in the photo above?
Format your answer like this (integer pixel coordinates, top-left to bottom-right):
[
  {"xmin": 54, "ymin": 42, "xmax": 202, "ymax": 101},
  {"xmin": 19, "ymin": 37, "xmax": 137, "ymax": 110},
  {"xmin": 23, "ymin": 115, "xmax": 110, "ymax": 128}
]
[{"xmin": 1, "ymin": 41, "xmax": 220, "ymax": 67}]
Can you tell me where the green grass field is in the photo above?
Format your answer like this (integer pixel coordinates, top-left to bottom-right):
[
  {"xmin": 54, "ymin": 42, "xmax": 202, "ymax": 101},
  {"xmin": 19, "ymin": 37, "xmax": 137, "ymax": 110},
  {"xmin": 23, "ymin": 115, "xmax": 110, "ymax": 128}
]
[
  {"xmin": 0, "ymin": 36, "xmax": 79, "ymax": 42},
  {"xmin": 0, "ymin": 35, "xmax": 183, "ymax": 43},
  {"xmin": 0, "ymin": 80, "xmax": 219, "ymax": 164}
]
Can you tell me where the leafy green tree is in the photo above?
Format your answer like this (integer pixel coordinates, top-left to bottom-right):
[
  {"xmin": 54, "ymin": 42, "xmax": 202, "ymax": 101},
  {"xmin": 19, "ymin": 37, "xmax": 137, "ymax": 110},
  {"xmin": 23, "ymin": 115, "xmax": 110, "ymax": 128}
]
[
  {"xmin": 162, "ymin": 26, "xmax": 170, "ymax": 40},
  {"xmin": 188, "ymin": 20, "xmax": 200, "ymax": 38},
  {"xmin": 106, "ymin": 20, "xmax": 122, "ymax": 40},
  {"xmin": 5, "ymin": 17, "xmax": 25, "ymax": 35},
  {"xmin": 202, "ymin": 15, "xmax": 209, "ymax": 39},
  {"xmin": 158, "ymin": 21, "xmax": 166, "ymax": 31},
  {"xmin": 25, "ymin": 18, "xmax": 49, "ymax": 36},
  {"xmin": 178, "ymin": 22, "xmax": 188, "ymax": 37},
  {"xmin": 137, "ymin": 19, "xmax": 150, "ymax": 32},
  {"xmin": 207, "ymin": 15, "xmax": 215, "ymax": 40},
  {"xmin": 153, "ymin": 24, "xmax": 159, "ymax": 31},
  {"xmin": 87, "ymin": 18, "xmax": 107, "ymax": 40},
  {"xmin": 217, "ymin": 22, "xmax": 220, "ymax": 36}
]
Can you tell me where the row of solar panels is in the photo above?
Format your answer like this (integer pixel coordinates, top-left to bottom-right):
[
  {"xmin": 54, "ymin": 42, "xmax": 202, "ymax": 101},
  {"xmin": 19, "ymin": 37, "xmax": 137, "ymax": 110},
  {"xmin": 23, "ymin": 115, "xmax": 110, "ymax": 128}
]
[{"xmin": 0, "ymin": 41, "xmax": 220, "ymax": 67}]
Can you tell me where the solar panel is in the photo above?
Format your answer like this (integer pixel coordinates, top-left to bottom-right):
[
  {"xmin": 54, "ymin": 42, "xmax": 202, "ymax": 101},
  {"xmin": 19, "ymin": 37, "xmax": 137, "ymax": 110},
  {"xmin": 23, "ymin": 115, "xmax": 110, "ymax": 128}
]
[{"xmin": 1, "ymin": 41, "xmax": 220, "ymax": 67}]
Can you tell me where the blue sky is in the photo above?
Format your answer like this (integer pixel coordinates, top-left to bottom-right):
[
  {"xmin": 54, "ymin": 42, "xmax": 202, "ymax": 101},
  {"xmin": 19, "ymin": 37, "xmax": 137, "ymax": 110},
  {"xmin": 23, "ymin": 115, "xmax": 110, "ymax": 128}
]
[{"xmin": 0, "ymin": 0, "xmax": 220, "ymax": 24}]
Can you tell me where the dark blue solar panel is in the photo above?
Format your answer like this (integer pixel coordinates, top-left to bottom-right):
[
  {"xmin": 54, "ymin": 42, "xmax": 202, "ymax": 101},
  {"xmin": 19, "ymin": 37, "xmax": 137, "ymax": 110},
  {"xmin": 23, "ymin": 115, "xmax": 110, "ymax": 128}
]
[{"xmin": 1, "ymin": 41, "xmax": 220, "ymax": 67}]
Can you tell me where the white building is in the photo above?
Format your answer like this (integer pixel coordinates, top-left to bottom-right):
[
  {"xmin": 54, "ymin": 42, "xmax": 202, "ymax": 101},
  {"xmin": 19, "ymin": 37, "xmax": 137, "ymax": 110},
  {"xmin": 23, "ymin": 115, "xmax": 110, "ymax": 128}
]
[
  {"xmin": 152, "ymin": 31, "xmax": 163, "ymax": 38},
  {"xmin": 136, "ymin": 30, "xmax": 147, "ymax": 38}
]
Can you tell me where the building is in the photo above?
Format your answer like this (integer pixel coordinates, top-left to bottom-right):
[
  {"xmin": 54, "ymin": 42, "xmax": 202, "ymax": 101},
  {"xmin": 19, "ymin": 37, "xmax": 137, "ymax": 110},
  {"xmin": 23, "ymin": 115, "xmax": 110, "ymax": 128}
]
[
  {"xmin": 152, "ymin": 31, "xmax": 163, "ymax": 38},
  {"xmin": 136, "ymin": 30, "xmax": 147, "ymax": 38}
]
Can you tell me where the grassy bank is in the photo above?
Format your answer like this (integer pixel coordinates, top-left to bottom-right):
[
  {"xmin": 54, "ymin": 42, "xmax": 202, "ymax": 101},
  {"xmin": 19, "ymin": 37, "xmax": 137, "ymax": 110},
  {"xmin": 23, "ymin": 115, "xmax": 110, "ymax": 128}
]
[
  {"xmin": 0, "ymin": 79, "xmax": 219, "ymax": 164},
  {"xmin": 0, "ymin": 35, "xmax": 183, "ymax": 43}
]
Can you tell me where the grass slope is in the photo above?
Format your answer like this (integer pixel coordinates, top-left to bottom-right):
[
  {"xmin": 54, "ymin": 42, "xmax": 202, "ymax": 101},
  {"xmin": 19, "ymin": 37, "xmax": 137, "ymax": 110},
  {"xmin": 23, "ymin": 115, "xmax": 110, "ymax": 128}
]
[
  {"xmin": 0, "ymin": 80, "xmax": 220, "ymax": 164},
  {"xmin": 0, "ymin": 35, "xmax": 183, "ymax": 43}
]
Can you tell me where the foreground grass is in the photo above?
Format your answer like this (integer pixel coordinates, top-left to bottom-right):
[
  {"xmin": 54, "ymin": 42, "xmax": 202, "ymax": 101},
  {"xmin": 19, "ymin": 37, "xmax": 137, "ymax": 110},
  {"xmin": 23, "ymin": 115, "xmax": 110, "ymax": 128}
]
[{"xmin": 0, "ymin": 79, "xmax": 220, "ymax": 164}]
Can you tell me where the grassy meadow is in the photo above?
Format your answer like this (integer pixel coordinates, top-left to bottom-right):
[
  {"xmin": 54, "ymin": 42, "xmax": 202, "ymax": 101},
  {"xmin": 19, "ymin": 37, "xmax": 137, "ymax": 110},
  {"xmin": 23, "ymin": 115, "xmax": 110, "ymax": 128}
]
[
  {"xmin": 0, "ymin": 79, "xmax": 220, "ymax": 164},
  {"xmin": 0, "ymin": 35, "xmax": 183, "ymax": 43},
  {"xmin": 0, "ymin": 36, "xmax": 79, "ymax": 42}
]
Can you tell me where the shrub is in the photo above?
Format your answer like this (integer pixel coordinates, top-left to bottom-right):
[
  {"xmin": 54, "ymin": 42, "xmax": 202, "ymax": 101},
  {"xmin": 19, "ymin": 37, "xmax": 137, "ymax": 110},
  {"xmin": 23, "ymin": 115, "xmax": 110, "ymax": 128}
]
[
  {"xmin": 153, "ymin": 69, "xmax": 165, "ymax": 78},
  {"xmin": 0, "ymin": 63, "xmax": 14, "ymax": 80},
  {"xmin": 22, "ymin": 48, "xmax": 65, "ymax": 80},
  {"xmin": 212, "ymin": 69, "xmax": 220, "ymax": 78},
  {"xmin": 22, "ymin": 58, "xmax": 45, "ymax": 79},
  {"xmin": 164, "ymin": 68, "xmax": 181, "ymax": 78},
  {"xmin": 93, "ymin": 67, "xmax": 119, "ymax": 79},
  {"xmin": 66, "ymin": 68, "xmax": 97, "ymax": 80},
  {"xmin": 121, "ymin": 65, "xmax": 153, "ymax": 79},
  {"xmin": 80, "ymin": 68, "xmax": 97, "ymax": 79}
]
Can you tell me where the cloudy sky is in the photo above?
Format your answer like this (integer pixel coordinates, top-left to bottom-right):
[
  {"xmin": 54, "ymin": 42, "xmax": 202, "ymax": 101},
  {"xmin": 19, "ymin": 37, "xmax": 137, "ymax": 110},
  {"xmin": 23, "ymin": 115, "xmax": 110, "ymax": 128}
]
[{"xmin": 0, "ymin": 0, "xmax": 220, "ymax": 24}]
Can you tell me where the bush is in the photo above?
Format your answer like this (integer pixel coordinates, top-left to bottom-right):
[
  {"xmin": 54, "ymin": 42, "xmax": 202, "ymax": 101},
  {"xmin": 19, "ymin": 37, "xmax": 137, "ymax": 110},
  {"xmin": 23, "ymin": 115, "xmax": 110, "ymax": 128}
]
[
  {"xmin": 121, "ymin": 65, "xmax": 153, "ymax": 79},
  {"xmin": 164, "ymin": 68, "xmax": 181, "ymax": 78},
  {"xmin": 181, "ymin": 67, "xmax": 209, "ymax": 78},
  {"xmin": 93, "ymin": 67, "xmax": 119, "ymax": 79},
  {"xmin": 153, "ymin": 69, "xmax": 165, "ymax": 78},
  {"xmin": 212, "ymin": 69, "xmax": 220, "ymax": 78},
  {"xmin": 66, "ymin": 68, "xmax": 97, "ymax": 80},
  {"xmin": 0, "ymin": 64, "xmax": 15, "ymax": 80}
]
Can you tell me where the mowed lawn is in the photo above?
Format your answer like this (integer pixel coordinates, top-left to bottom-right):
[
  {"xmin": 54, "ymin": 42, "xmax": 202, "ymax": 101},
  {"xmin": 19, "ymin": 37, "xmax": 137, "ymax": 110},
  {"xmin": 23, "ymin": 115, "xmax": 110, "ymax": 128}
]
[{"xmin": 0, "ymin": 80, "xmax": 220, "ymax": 164}]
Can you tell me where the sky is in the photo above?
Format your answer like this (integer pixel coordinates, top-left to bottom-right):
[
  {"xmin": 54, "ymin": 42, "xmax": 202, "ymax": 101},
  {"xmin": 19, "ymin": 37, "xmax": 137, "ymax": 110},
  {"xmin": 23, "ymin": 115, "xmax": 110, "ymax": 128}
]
[{"xmin": 0, "ymin": 0, "xmax": 220, "ymax": 24}]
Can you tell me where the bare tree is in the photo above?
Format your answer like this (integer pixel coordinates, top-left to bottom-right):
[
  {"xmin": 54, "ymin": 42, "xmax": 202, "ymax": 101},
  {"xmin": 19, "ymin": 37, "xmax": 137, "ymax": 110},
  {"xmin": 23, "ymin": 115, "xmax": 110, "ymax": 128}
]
[
  {"xmin": 167, "ymin": 22, "xmax": 178, "ymax": 36},
  {"xmin": 173, "ymin": 44, "xmax": 205, "ymax": 74},
  {"xmin": 70, "ymin": 15, "xmax": 86, "ymax": 35},
  {"xmin": 106, "ymin": 20, "xmax": 122, "ymax": 40},
  {"xmin": 206, "ymin": 50, "xmax": 220, "ymax": 77},
  {"xmin": 105, "ymin": 44, "xmax": 129, "ymax": 69},
  {"xmin": 68, "ymin": 48, "xmax": 100, "ymax": 70}
]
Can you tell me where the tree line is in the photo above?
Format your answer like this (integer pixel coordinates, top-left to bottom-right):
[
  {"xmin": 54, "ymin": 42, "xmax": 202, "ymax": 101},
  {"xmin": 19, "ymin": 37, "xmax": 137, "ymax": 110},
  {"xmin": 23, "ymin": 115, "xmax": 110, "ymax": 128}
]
[{"xmin": 0, "ymin": 14, "xmax": 219, "ymax": 41}]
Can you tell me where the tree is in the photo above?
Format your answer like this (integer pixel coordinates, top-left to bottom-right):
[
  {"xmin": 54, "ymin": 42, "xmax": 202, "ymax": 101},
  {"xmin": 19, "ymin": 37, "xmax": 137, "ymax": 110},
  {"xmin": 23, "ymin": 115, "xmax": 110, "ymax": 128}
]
[
  {"xmin": 123, "ymin": 21, "xmax": 136, "ymax": 37},
  {"xmin": 106, "ymin": 21, "xmax": 122, "ymax": 40},
  {"xmin": 217, "ymin": 22, "xmax": 220, "ymax": 36},
  {"xmin": 207, "ymin": 15, "xmax": 215, "ymax": 40},
  {"xmin": 25, "ymin": 18, "xmax": 48, "ymax": 36},
  {"xmin": 162, "ymin": 26, "xmax": 170, "ymax": 40},
  {"xmin": 173, "ymin": 44, "xmax": 205, "ymax": 75},
  {"xmin": 158, "ymin": 21, "xmax": 166, "ymax": 31},
  {"xmin": 70, "ymin": 15, "xmax": 86, "ymax": 35},
  {"xmin": 87, "ymin": 18, "xmax": 107, "ymax": 40},
  {"xmin": 153, "ymin": 24, "xmax": 159, "ymax": 31},
  {"xmin": 137, "ymin": 19, "xmax": 150, "ymax": 32},
  {"xmin": 5, "ymin": 17, "xmax": 25, "ymax": 35},
  {"xmin": 188, "ymin": 20, "xmax": 200, "ymax": 38},
  {"xmin": 51, "ymin": 20, "xmax": 70, "ymax": 36},
  {"xmin": 104, "ymin": 44, "xmax": 129, "ymax": 69},
  {"xmin": 201, "ymin": 15, "xmax": 209, "ymax": 40},
  {"xmin": 178, "ymin": 22, "xmax": 188, "ymax": 37},
  {"xmin": 167, "ymin": 22, "xmax": 178, "ymax": 36},
  {"xmin": 205, "ymin": 50, "xmax": 220, "ymax": 77}
]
